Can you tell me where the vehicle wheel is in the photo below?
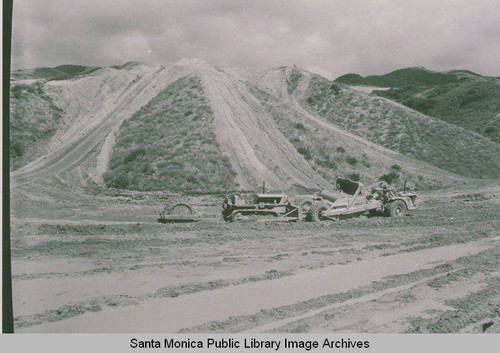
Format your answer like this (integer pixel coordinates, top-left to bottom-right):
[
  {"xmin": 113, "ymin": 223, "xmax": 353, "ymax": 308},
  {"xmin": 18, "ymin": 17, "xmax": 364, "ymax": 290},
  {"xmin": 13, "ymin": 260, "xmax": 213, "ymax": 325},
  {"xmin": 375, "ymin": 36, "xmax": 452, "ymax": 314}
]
[
  {"xmin": 294, "ymin": 197, "xmax": 313, "ymax": 219},
  {"xmin": 385, "ymin": 200, "xmax": 407, "ymax": 217},
  {"xmin": 306, "ymin": 202, "xmax": 329, "ymax": 222},
  {"xmin": 231, "ymin": 211, "xmax": 244, "ymax": 222}
]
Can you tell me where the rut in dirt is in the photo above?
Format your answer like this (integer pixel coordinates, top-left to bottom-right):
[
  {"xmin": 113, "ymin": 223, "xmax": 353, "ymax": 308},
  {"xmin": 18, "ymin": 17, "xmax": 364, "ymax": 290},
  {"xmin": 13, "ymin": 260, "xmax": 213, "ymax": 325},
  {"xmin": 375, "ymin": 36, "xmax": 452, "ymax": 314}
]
[{"xmin": 17, "ymin": 237, "xmax": 499, "ymax": 333}]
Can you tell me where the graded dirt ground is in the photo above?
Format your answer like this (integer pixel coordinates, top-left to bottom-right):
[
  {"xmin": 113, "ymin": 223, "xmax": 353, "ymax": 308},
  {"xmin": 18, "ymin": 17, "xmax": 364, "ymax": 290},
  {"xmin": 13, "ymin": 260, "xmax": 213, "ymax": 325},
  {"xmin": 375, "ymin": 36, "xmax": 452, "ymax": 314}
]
[{"xmin": 10, "ymin": 179, "xmax": 500, "ymax": 333}]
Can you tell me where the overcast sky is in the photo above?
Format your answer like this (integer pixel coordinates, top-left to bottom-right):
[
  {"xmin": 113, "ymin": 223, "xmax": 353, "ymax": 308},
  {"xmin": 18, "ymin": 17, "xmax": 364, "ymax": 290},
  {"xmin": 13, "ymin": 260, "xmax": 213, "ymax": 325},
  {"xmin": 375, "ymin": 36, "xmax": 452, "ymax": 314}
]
[{"xmin": 11, "ymin": 0, "xmax": 500, "ymax": 79}]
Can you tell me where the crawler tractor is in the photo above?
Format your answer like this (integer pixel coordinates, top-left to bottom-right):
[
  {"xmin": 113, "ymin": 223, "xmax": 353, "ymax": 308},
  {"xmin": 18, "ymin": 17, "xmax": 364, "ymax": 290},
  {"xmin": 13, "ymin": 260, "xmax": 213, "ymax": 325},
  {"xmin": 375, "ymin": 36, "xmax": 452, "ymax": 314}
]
[{"xmin": 222, "ymin": 193, "xmax": 299, "ymax": 222}]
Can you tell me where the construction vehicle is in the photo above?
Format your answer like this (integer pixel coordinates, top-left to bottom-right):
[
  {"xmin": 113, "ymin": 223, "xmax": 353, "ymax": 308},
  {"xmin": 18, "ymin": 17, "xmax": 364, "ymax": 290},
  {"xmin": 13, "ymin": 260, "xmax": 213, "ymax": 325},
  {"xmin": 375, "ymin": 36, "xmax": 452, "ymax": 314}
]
[
  {"xmin": 305, "ymin": 178, "xmax": 417, "ymax": 221},
  {"xmin": 222, "ymin": 193, "xmax": 299, "ymax": 222}
]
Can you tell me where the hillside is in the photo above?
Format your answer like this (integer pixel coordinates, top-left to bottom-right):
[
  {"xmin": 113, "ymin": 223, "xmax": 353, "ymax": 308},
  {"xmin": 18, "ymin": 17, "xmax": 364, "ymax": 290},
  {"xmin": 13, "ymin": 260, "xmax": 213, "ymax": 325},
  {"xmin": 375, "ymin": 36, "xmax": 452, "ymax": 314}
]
[
  {"xmin": 10, "ymin": 61, "xmax": 500, "ymax": 193},
  {"xmin": 103, "ymin": 76, "xmax": 237, "ymax": 192},
  {"xmin": 9, "ymin": 82, "xmax": 63, "ymax": 171},
  {"xmin": 335, "ymin": 67, "xmax": 461, "ymax": 87},
  {"xmin": 11, "ymin": 65, "xmax": 101, "ymax": 81},
  {"xmin": 302, "ymin": 75, "xmax": 500, "ymax": 179},
  {"xmin": 335, "ymin": 68, "xmax": 500, "ymax": 142}
]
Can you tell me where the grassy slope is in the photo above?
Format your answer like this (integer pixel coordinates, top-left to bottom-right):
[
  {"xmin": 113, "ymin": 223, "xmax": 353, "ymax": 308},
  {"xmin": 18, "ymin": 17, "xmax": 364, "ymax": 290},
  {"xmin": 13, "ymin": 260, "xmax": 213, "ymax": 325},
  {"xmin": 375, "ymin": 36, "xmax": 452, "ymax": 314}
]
[
  {"xmin": 104, "ymin": 76, "xmax": 237, "ymax": 192},
  {"xmin": 9, "ymin": 82, "xmax": 63, "ymax": 171},
  {"xmin": 335, "ymin": 68, "xmax": 500, "ymax": 143},
  {"xmin": 248, "ymin": 82, "xmax": 443, "ymax": 189},
  {"xmin": 335, "ymin": 67, "xmax": 461, "ymax": 87},
  {"xmin": 303, "ymin": 76, "xmax": 500, "ymax": 179},
  {"xmin": 11, "ymin": 65, "xmax": 101, "ymax": 81},
  {"xmin": 373, "ymin": 79, "xmax": 500, "ymax": 142}
]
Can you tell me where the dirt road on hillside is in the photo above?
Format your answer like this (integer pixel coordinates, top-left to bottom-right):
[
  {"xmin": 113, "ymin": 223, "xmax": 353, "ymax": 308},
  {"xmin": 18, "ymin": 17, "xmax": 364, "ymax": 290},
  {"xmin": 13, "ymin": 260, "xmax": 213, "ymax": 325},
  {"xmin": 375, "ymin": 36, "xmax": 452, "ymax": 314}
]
[{"xmin": 11, "ymin": 68, "xmax": 161, "ymax": 186}]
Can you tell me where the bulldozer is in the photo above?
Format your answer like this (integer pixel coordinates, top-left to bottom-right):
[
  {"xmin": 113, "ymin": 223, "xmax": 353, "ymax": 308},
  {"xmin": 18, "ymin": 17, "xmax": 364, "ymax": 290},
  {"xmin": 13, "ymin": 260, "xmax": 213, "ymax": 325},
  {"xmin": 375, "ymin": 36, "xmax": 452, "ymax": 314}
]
[
  {"xmin": 222, "ymin": 193, "xmax": 299, "ymax": 222},
  {"xmin": 303, "ymin": 178, "xmax": 417, "ymax": 221}
]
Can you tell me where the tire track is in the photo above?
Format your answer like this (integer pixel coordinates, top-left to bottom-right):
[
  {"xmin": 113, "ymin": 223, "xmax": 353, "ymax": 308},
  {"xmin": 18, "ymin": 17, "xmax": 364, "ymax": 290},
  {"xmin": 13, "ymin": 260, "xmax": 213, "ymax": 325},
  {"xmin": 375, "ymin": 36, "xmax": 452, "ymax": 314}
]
[
  {"xmin": 11, "ymin": 67, "xmax": 164, "ymax": 186},
  {"xmin": 18, "ymin": 237, "xmax": 498, "ymax": 333}
]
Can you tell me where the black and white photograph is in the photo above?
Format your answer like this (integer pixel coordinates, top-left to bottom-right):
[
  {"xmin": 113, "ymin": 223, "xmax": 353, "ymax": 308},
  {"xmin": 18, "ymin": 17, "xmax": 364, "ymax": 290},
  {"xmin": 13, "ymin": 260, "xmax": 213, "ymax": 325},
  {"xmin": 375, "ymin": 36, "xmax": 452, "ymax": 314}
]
[{"xmin": 4, "ymin": 0, "xmax": 500, "ymax": 339}]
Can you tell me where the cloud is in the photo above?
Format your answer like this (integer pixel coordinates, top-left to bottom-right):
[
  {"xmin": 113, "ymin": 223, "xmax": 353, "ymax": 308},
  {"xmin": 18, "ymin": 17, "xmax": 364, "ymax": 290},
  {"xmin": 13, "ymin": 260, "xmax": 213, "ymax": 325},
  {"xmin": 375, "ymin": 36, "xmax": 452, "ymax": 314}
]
[{"xmin": 11, "ymin": 0, "xmax": 500, "ymax": 78}]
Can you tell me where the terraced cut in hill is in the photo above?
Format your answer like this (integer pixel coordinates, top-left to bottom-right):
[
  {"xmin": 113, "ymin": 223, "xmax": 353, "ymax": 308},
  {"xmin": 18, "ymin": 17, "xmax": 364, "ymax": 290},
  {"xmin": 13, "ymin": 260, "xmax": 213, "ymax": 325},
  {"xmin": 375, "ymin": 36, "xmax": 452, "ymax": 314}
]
[
  {"xmin": 303, "ymin": 76, "xmax": 500, "ymax": 179},
  {"xmin": 10, "ymin": 82, "xmax": 63, "ymax": 171},
  {"xmin": 103, "ymin": 76, "xmax": 237, "ymax": 192}
]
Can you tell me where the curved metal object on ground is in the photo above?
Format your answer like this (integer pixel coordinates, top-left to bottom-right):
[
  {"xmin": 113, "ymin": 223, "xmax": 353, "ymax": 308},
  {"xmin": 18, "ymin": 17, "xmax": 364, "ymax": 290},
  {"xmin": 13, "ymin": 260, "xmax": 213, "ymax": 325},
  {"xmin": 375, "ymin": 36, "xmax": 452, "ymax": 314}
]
[
  {"xmin": 169, "ymin": 203, "xmax": 194, "ymax": 215},
  {"xmin": 157, "ymin": 203, "xmax": 198, "ymax": 223}
]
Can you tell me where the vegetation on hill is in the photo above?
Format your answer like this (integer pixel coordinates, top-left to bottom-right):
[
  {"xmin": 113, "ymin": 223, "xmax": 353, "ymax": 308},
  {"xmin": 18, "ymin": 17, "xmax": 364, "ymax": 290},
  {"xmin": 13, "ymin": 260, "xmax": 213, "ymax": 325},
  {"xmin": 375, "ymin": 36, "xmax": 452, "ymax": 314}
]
[
  {"xmin": 11, "ymin": 65, "xmax": 100, "ymax": 81},
  {"xmin": 10, "ymin": 82, "xmax": 63, "ymax": 171},
  {"xmin": 373, "ymin": 79, "xmax": 500, "ymax": 142},
  {"xmin": 302, "ymin": 75, "xmax": 500, "ymax": 179},
  {"xmin": 335, "ymin": 67, "xmax": 461, "ymax": 87},
  {"xmin": 335, "ymin": 68, "xmax": 500, "ymax": 143},
  {"xmin": 104, "ymin": 76, "xmax": 237, "ymax": 192},
  {"xmin": 248, "ymin": 83, "xmax": 440, "ymax": 189}
]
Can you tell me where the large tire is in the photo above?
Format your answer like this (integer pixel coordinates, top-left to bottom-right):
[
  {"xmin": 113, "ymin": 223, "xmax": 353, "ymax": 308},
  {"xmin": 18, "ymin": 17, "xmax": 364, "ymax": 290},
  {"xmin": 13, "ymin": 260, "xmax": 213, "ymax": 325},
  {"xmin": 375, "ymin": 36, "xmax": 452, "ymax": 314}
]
[
  {"xmin": 385, "ymin": 200, "xmax": 407, "ymax": 217},
  {"xmin": 294, "ymin": 197, "xmax": 314, "ymax": 219},
  {"xmin": 306, "ymin": 202, "xmax": 329, "ymax": 222}
]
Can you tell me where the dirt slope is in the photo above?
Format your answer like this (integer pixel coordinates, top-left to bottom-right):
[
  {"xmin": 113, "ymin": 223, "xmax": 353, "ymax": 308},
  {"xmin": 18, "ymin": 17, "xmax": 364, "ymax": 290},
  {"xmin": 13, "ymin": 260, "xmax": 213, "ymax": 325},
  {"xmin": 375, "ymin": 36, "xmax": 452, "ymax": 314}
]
[
  {"xmin": 10, "ymin": 60, "xmax": 492, "ymax": 191},
  {"xmin": 186, "ymin": 59, "xmax": 329, "ymax": 190},
  {"xmin": 11, "ymin": 60, "xmax": 331, "ymax": 190},
  {"xmin": 11, "ymin": 63, "xmax": 196, "ymax": 186}
]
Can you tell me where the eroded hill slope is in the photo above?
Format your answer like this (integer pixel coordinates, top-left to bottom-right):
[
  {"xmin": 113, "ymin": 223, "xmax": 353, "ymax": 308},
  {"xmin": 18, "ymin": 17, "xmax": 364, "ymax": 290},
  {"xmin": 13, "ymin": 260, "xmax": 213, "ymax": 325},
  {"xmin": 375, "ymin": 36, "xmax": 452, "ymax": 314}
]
[{"xmin": 10, "ymin": 60, "xmax": 497, "ymax": 193}]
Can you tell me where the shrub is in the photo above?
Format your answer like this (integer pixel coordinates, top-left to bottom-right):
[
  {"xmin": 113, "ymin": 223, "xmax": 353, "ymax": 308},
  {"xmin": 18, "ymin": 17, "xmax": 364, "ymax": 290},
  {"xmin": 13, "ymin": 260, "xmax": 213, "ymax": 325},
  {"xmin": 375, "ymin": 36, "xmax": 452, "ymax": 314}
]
[
  {"xmin": 106, "ymin": 174, "xmax": 130, "ymax": 189},
  {"xmin": 345, "ymin": 156, "xmax": 358, "ymax": 165},
  {"xmin": 124, "ymin": 148, "xmax": 146, "ymax": 163},
  {"xmin": 336, "ymin": 146, "xmax": 346, "ymax": 153},
  {"xmin": 294, "ymin": 123, "xmax": 306, "ymax": 131},
  {"xmin": 10, "ymin": 141, "xmax": 24, "ymax": 157},
  {"xmin": 316, "ymin": 157, "xmax": 337, "ymax": 169},
  {"xmin": 391, "ymin": 164, "xmax": 402, "ymax": 171},
  {"xmin": 484, "ymin": 127, "xmax": 495, "ymax": 135},
  {"xmin": 330, "ymin": 83, "xmax": 341, "ymax": 94},
  {"xmin": 297, "ymin": 145, "xmax": 312, "ymax": 160},
  {"xmin": 379, "ymin": 172, "xmax": 399, "ymax": 184},
  {"xmin": 347, "ymin": 172, "xmax": 360, "ymax": 181}
]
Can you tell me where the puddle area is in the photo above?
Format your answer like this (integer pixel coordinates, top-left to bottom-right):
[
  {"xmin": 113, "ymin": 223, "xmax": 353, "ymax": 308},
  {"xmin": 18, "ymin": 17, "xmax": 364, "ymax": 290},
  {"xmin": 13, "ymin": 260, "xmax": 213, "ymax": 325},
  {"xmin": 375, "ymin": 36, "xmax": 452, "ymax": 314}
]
[{"xmin": 18, "ymin": 238, "xmax": 496, "ymax": 332}]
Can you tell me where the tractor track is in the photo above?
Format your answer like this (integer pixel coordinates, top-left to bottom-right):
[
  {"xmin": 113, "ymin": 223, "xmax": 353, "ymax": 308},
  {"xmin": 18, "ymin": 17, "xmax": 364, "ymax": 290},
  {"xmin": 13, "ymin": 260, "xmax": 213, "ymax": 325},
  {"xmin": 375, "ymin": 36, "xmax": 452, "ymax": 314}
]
[
  {"xmin": 16, "ymin": 236, "xmax": 499, "ymax": 333},
  {"xmin": 11, "ymin": 69, "xmax": 160, "ymax": 186}
]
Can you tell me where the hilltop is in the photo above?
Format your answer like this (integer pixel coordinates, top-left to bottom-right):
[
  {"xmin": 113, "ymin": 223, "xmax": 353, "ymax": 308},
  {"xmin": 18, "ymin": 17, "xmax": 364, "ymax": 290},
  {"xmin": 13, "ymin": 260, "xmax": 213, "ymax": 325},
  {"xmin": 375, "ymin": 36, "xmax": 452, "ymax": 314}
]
[
  {"xmin": 335, "ymin": 68, "xmax": 500, "ymax": 142},
  {"xmin": 335, "ymin": 67, "xmax": 461, "ymax": 87},
  {"xmin": 10, "ymin": 61, "xmax": 500, "ymax": 193}
]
